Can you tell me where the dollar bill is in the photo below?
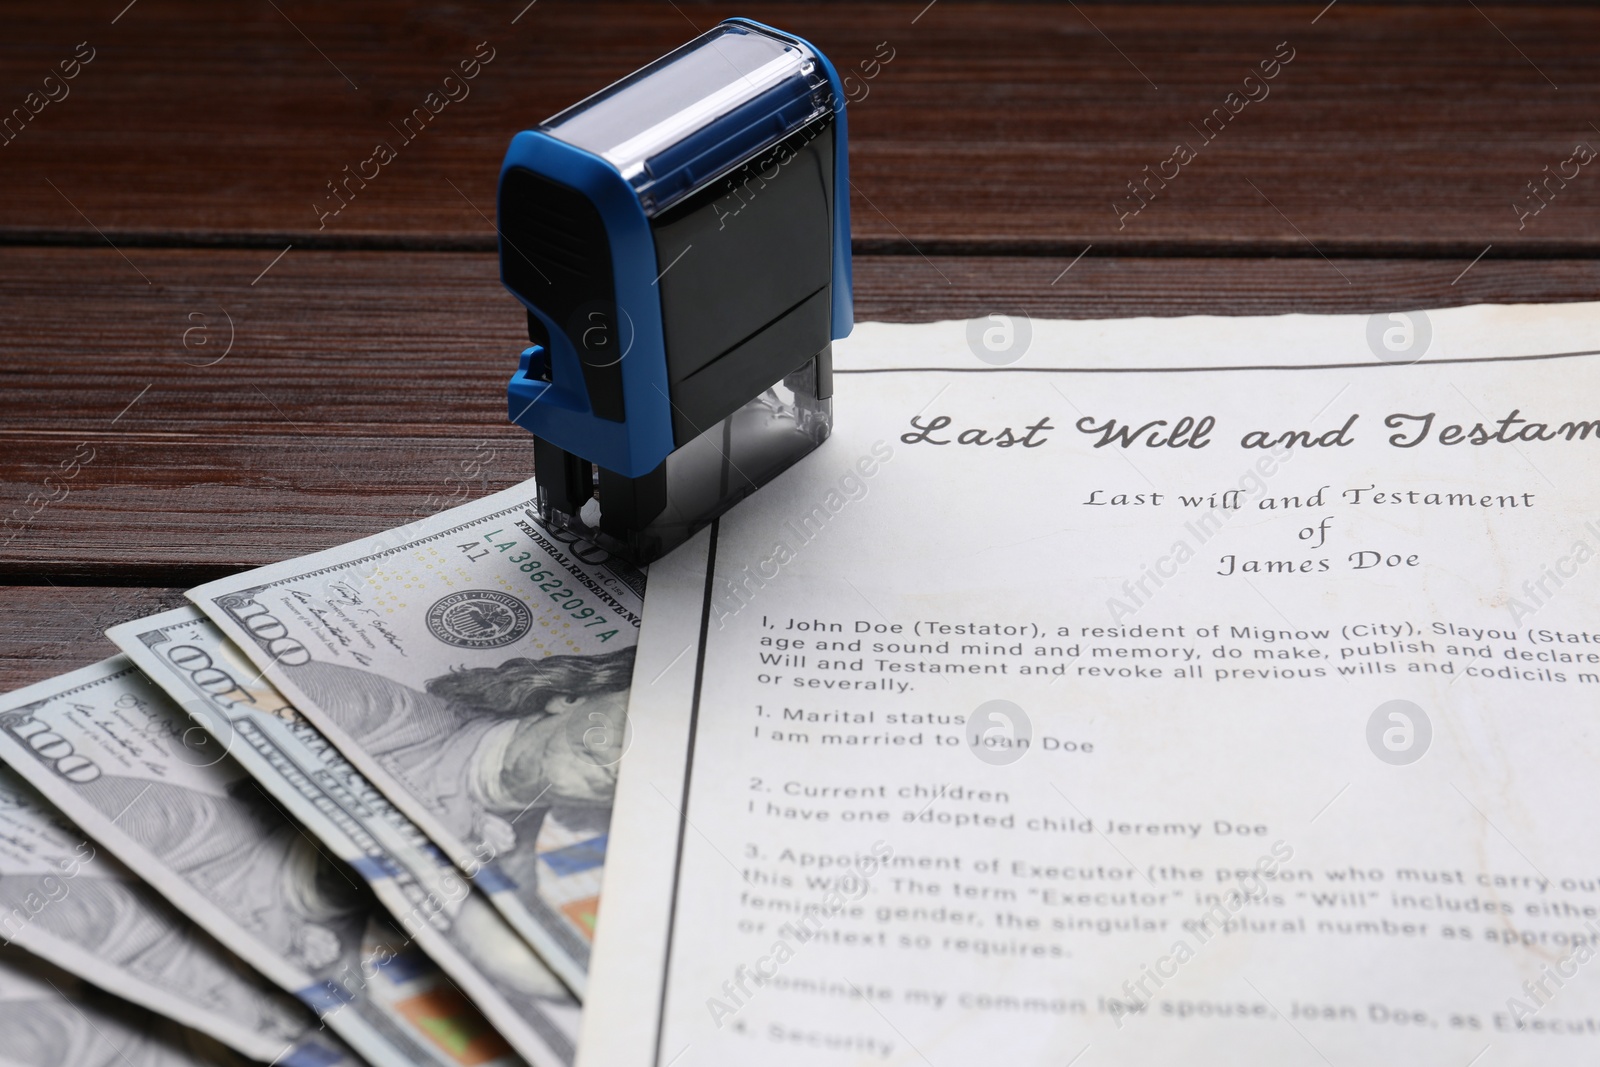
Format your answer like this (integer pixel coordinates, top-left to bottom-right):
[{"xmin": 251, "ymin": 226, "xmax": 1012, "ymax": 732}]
[
  {"xmin": 112, "ymin": 606, "xmax": 582, "ymax": 1067},
  {"xmin": 0, "ymin": 945, "xmax": 254, "ymax": 1067},
  {"xmin": 0, "ymin": 658, "xmax": 527, "ymax": 1067},
  {"xmin": 188, "ymin": 480, "xmax": 644, "ymax": 997},
  {"xmin": 0, "ymin": 764, "xmax": 353, "ymax": 1066}
]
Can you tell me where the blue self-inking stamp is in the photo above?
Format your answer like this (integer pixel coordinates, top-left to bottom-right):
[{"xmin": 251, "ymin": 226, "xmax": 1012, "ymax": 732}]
[{"xmin": 498, "ymin": 18, "xmax": 853, "ymax": 564}]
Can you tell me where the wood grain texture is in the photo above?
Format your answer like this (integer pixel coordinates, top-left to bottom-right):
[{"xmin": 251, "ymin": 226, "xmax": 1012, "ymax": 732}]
[
  {"xmin": 0, "ymin": 586, "xmax": 190, "ymax": 691},
  {"xmin": 2, "ymin": 3, "xmax": 1598, "ymax": 252},
  {"xmin": 4, "ymin": 3, "xmax": 1599, "ymax": 683},
  {"xmin": 5, "ymin": 246, "xmax": 1600, "ymax": 579}
]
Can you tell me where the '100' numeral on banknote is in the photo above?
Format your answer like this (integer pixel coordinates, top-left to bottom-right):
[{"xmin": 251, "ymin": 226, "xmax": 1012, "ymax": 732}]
[{"xmin": 9, "ymin": 709, "xmax": 104, "ymax": 784}]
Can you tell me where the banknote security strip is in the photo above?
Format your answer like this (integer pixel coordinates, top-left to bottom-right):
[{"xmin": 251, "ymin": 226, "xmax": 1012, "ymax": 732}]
[
  {"xmin": 498, "ymin": 18, "xmax": 853, "ymax": 564},
  {"xmin": 534, "ymin": 824, "xmax": 607, "ymax": 939}
]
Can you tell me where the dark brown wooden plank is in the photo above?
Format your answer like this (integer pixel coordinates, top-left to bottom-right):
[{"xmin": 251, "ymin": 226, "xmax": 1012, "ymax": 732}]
[
  {"xmin": 2, "ymin": 4, "xmax": 1598, "ymax": 252},
  {"xmin": 5, "ymin": 246, "xmax": 1600, "ymax": 577},
  {"xmin": 0, "ymin": 586, "xmax": 190, "ymax": 692}
]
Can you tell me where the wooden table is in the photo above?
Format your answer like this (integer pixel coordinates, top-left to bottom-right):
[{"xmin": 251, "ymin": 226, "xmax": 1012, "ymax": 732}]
[{"xmin": 4, "ymin": 1, "xmax": 1598, "ymax": 688}]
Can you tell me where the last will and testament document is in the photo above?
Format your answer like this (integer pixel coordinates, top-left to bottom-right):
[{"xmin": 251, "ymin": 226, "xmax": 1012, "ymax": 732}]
[{"xmin": 583, "ymin": 303, "xmax": 1600, "ymax": 1066}]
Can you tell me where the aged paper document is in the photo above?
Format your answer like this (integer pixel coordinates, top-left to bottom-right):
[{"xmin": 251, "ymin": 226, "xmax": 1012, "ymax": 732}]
[{"xmin": 584, "ymin": 304, "xmax": 1600, "ymax": 1067}]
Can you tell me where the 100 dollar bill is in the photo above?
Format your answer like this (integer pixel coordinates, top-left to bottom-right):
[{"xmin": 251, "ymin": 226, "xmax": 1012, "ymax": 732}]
[
  {"xmin": 112, "ymin": 606, "xmax": 582, "ymax": 1067},
  {"xmin": 189, "ymin": 480, "xmax": 644, "ymax": 997},
  {"xmin": 0, "ymin": 765, "xmax": 349, "ymax": 1066},
  {"xmin": 0, "ymin": 658, "xmax": 525, "ymax": 1067}
]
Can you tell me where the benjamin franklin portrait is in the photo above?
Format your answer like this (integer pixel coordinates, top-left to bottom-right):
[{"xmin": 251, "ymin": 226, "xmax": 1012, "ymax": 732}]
[{"xmin": 288, "ymin": 646, "xmax": 635, "ymax": 904}]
